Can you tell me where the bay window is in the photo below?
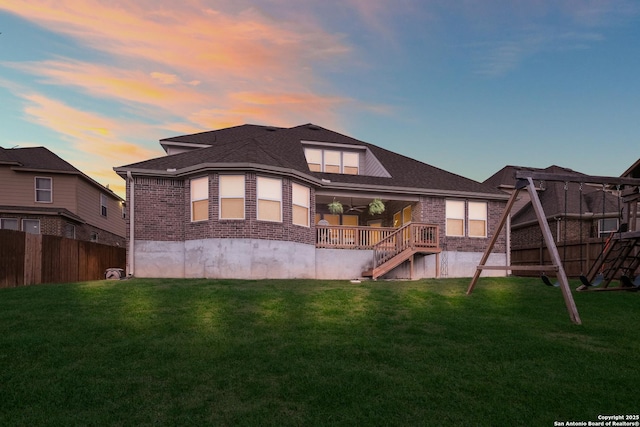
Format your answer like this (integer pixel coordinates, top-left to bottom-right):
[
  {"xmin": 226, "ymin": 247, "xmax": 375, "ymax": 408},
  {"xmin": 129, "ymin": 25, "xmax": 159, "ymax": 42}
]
[
  {"xmin": 191, "ymin": 176, "xmax": 209, "ymax": 221},
  {"xmin": 219, "ymin": 175, "xmax": 245, "ymax": 219},
  {"xmin": 292, "ymin": 183, "xmax": 310, "ymax": 227},
  {"xmin": 257, "ymin": 176, "xmax": 282, "ymax": 222}
]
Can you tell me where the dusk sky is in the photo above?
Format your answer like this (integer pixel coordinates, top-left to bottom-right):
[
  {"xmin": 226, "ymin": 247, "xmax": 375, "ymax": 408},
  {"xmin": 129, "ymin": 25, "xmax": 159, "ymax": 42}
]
[{"xmin": 1, "ymin": 1, "xmax": 639, "ymax": 197}]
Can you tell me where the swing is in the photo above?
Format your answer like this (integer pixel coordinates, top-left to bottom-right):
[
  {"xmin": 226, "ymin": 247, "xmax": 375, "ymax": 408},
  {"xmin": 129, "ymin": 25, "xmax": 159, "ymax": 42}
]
[
  {"xmin": 620, "ymin": 275, "xmax": 640, "ymax": 288},
  {"xmin": 541, "ymin": 273, "xmax": 559, "ymax": 287}
]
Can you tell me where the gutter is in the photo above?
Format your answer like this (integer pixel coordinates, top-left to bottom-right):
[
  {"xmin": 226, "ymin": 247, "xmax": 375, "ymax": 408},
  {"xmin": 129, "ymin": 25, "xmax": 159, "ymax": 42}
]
[
  {"xmin": 114, "ymin": 162, "xmax": 510, "ymax": 201},
  {"xmin": 127, "ymin": 171, "xmax": 135, "ymax": 277}
]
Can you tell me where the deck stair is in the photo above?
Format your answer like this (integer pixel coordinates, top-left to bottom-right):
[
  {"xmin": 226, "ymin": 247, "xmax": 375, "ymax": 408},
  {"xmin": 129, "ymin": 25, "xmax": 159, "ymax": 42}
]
[
  {"xmin": 581, "ymin": 231, "xmax": 640, "ymax": 288},
  {"xmin": 361, "ymin": 222, "xmax": 440, "ymax": 280}
]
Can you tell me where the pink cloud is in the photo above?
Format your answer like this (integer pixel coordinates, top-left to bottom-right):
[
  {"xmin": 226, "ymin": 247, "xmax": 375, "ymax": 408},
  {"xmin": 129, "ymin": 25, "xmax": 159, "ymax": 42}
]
[
  {"xmin": 19, "ymin": 92, "xmax": 163, "ymax": 194},
  {"xmin": 2, "ymin": 1, "xmax": 356, "ymax": 132},
  {"xmin": 10, "ymin": 60, "xmax": 211, "ymax": 111}
]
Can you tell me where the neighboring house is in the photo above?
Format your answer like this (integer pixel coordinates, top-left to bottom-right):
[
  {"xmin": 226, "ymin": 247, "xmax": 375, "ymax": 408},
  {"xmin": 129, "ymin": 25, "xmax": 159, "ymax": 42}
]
[
  {"xmin": 114, "ymin": 123, "xmax": 509, "ymax": 280},
  {"xmin": 0, "ymin": 146, "xmax": 126, "ymax": 246},
  {"xmin": 484, "ymin": 165, "xmax": 622, "ymax": 248}
]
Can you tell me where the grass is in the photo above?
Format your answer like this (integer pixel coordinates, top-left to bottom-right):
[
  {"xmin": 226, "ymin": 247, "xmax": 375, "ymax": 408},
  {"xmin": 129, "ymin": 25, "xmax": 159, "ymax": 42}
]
[{"xmin": 1, "ymin": 277, "xmax": 639, "ymax": 426}]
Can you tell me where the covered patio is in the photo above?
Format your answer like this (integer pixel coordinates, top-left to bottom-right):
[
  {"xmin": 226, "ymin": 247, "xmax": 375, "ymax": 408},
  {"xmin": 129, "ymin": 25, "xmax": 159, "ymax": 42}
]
[{"xmin": 313, "ymin": 193, "xmax": 429, "ymax": 248}]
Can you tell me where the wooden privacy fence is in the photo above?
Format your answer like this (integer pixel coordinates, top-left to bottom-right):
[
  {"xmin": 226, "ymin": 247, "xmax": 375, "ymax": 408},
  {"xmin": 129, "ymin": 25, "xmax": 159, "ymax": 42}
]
[
  {"xmin": 0, "ymin": 229, "xmax": 126, "ymax": 288},
  {"xmin": 511, "ymin": 238, "xmax": 607, "ymax": 278}
]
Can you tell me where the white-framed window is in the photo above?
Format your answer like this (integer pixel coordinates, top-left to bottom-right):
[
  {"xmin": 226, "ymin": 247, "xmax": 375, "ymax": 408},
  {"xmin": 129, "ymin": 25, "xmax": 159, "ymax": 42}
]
[
  {"xmin": 598, "ymin": 218, "xmax": 619, "ymax": 237},
  {"xmin": 468, "ymin": 202, "xmax": 487, "ymax": 238},
  {"xmin": 324, "ymin": 150, "xmax": 341, "ymax": 174},
  {"xmin": 343, "ymin": 152, "xmax": 359, "ymax": 175},
  {"xmin": 446, "ymin": 200, "xmax": 465, "ymax": 237},
  {"xmin": 100, "ymin": 193, "xmax": 108, "ymax": 217},
  {"xmin": 303, "ymin": 147, "xmax": 361, "ymax": 175},
  {"xmin": 257, "ymin": 176, "xmax": 282, "ymax": 222},
  {"xmin": 219, "ymin": 175, "xmax": 245, "ymax": 219},
  {"xmin": 35, "ymin": 177, "xmax": 52, "ymax": 203},
  {"xmin": 90, "ymin": 232, "xmax": 98, "ymax": 242},
  {"xmin": 190, "ymin": 176, "xmax": 209, "ymax": 222},
  {"xmin": 22, "ymin": 219, "xmax": 40, "ymax": 234},
  {"xmin": 0, "ymin": 218, "xmax": 19, "ymax": 230},
  {"xmin": 292, "ymin": 183, "xmax": 310, "ymax": 227},
  {"xmin": 304, "ymin": 148, "xmax": 322, "ymax": 172}
]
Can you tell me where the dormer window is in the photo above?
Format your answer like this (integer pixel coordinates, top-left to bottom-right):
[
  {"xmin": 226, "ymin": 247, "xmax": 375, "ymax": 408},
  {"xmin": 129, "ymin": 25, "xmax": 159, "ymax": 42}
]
[
  {"xmin": 324, "ymin": 150, "xmax": 341, "ymax": 173},
  {"xmin": 342, "ymin": 152, "xmax": 359, "ymax": 175},
  {"xmin": 304, "ymin": 147, "xmax": 360, "ymax": 175},
  {"xmin": 305, "ymin": 148, "xmax": 322, "ymax": 172}
]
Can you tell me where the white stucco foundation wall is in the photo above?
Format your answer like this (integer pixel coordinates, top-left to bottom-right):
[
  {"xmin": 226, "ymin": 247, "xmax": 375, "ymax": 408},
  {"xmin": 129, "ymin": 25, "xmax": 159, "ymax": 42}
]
[
  {"xmin": 133, "ymin": 240, "xmax": 508, "ymax": 280},
  {"xmin": 383, "ymin": 251, "xmax": 508, "ymax": 279},
  {"xmin": 441, "ymin": 251, "xmax": 507, "ymax": 278},
  {"xmin": 183, "ymin": 238, "xmax": 316, "ymax": 279},
  {"xmin": 134, "ymin": 240, "xmax": 186, "ymax": 278},
  {"xmin": 134, "ymin": 240, "xmax": 374, "ymax": 280},
  {"xmin": 315, "ymin": 249, "xmax": 374, "ymax": 280}
]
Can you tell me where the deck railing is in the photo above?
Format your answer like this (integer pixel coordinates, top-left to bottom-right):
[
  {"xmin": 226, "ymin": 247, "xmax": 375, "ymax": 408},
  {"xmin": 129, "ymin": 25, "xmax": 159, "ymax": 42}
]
[
  {"xmin": 315, "ymin": 223, "xmax": 439, "ymax": 255},
  {"xmin": 372, "ymin": 223, "xmax": 439, "ymax": 268},
  {"xmin": 316, "ymin": 225, "xmax": 397, "ymax": 249}
]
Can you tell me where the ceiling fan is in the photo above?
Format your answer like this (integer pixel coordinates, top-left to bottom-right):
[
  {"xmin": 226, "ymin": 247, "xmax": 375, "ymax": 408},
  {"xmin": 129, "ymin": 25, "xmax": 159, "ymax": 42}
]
[{"xmin": 345, "ymin": 198, "xmax": 367, "ymax": 213}]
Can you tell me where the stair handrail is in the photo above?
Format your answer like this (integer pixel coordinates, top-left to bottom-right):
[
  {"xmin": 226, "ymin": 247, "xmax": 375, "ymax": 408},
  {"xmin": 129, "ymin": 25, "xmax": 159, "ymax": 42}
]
[{"xmin": 372, "ymin": 223, "xmax": 439, "ymax": 268}]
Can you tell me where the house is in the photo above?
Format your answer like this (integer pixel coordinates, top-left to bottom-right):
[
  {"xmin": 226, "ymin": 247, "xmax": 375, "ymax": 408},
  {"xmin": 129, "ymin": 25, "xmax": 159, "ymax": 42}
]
[
  {"xmin": 0, "ymin": 146, "xmax": 126, "ymax": 246},
  {"xmin": 484, "ymin": 165, "xmax": 623, "ymax": 248},
  {"xmin": 114, "ymin": 123, "xmax": 509, "ymax": 280}
]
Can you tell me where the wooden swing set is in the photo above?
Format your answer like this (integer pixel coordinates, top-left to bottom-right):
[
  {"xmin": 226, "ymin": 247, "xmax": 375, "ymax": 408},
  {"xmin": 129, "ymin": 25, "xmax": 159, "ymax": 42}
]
[{"xmin": 467, "ymin": 171, "xmax": 640, "ymax": 325}]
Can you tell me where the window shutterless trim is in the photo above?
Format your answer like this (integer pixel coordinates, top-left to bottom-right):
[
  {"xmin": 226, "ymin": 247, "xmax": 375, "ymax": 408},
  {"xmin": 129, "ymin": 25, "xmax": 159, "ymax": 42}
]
[
  {"xmin": 219, "ymin": 174, "xmax": 245, "ymax": 220},
  {"xmin": 256, "ymin": 176, "xmax": 282, "ymax": 222},
  {"xmin": 35, "ymin": 176, "xmax": 53, "ymax": 203},
  {"xmin": 100, "ymin": 193, "xmax": 108, "ymax": 217},
  {"xmin": 190, "ymin": 176, "xmax": 209, "ymax": 222},
  {"xmin": 291, "ymin": 182, "xmax": 310, "ymax": 227},
  {"xmin": 445, "ymin": 199, "xmax": 465, "ymax": 237},
  {"xmin": 468, "ymin": 201, "xmax": 487, "ymax": 238}
]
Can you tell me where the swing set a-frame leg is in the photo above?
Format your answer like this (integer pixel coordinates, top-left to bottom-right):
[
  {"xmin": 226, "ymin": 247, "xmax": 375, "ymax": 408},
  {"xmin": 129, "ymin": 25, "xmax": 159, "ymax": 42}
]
[
  {"xmin": 467, "ymin": 178, "xmax": 582, "ymax": 325},
  {"xmin": 467, "ymin": 181, "xmax": 522, "ymax": 295}
]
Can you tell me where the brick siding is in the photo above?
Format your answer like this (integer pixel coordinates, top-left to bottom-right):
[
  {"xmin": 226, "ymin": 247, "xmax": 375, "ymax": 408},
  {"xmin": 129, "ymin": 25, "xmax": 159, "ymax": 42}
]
[
  {"xmin": 127, "ymin": 172, "xmax": 505, "ymax": 254},
  {"xmin": 415, "ymin": 196, "xmax": 507, "ymax": 253},
  {"xmin": 130, "ymin": 173, "xmax": 315, "ymax": 245}
]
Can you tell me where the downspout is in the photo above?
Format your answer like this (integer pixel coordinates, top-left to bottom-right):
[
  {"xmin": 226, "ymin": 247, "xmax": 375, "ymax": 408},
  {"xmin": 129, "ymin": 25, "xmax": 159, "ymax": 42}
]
[
  {"xmin": 127, "ymin": 171, "xmax": 135, "ymax": 277},
  {"xmin": 506, "ymin": 213, "xmax": 511, "ymax": 273}
]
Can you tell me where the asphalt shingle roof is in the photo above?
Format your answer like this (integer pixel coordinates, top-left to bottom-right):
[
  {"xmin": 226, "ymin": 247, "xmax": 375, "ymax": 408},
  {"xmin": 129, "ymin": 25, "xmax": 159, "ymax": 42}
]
[
  {"xmin": 506, "ymin": 165, "xmax": 622, "ymax": 225},
  {"xmin": 0, "ymin": 146, "xmax": 80, "ymax": 173},
  {"xmin": 119, "ymin": 123, "xmax": 503, "ymax": 196}
]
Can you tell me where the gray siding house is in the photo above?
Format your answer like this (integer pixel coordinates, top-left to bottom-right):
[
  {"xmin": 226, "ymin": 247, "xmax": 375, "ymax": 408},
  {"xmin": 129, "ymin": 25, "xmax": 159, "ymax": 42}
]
[{"xmin": 0, "ymin": 146, "xmax": 126, "ymax": 246}]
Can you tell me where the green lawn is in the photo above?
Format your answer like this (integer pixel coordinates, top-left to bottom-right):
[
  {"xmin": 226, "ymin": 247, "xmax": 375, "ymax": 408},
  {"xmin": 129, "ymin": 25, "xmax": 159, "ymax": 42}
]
[{"xmin": 1, "ymin": 277, "xmax": 638, "ymax": 426}]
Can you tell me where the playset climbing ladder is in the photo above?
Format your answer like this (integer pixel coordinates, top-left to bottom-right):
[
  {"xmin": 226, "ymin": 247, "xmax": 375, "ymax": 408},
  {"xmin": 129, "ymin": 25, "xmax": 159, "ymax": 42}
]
[{"xmin": 578, "ymin": 231, "xmax": 640, "ymax": 290}]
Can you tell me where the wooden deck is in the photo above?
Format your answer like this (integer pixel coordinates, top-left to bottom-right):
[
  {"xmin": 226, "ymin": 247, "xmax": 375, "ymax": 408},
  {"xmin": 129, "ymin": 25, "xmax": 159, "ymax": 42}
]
[{"xmin": 316, "ymin": 223, "xmax": 441, "ymax": 279}]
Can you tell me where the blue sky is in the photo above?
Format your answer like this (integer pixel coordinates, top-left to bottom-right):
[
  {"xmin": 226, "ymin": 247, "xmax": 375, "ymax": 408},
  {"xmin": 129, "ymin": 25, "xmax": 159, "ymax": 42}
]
[{"xmin": 1, "ymin": 1, "xmax": 639, "ymax": 196}]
